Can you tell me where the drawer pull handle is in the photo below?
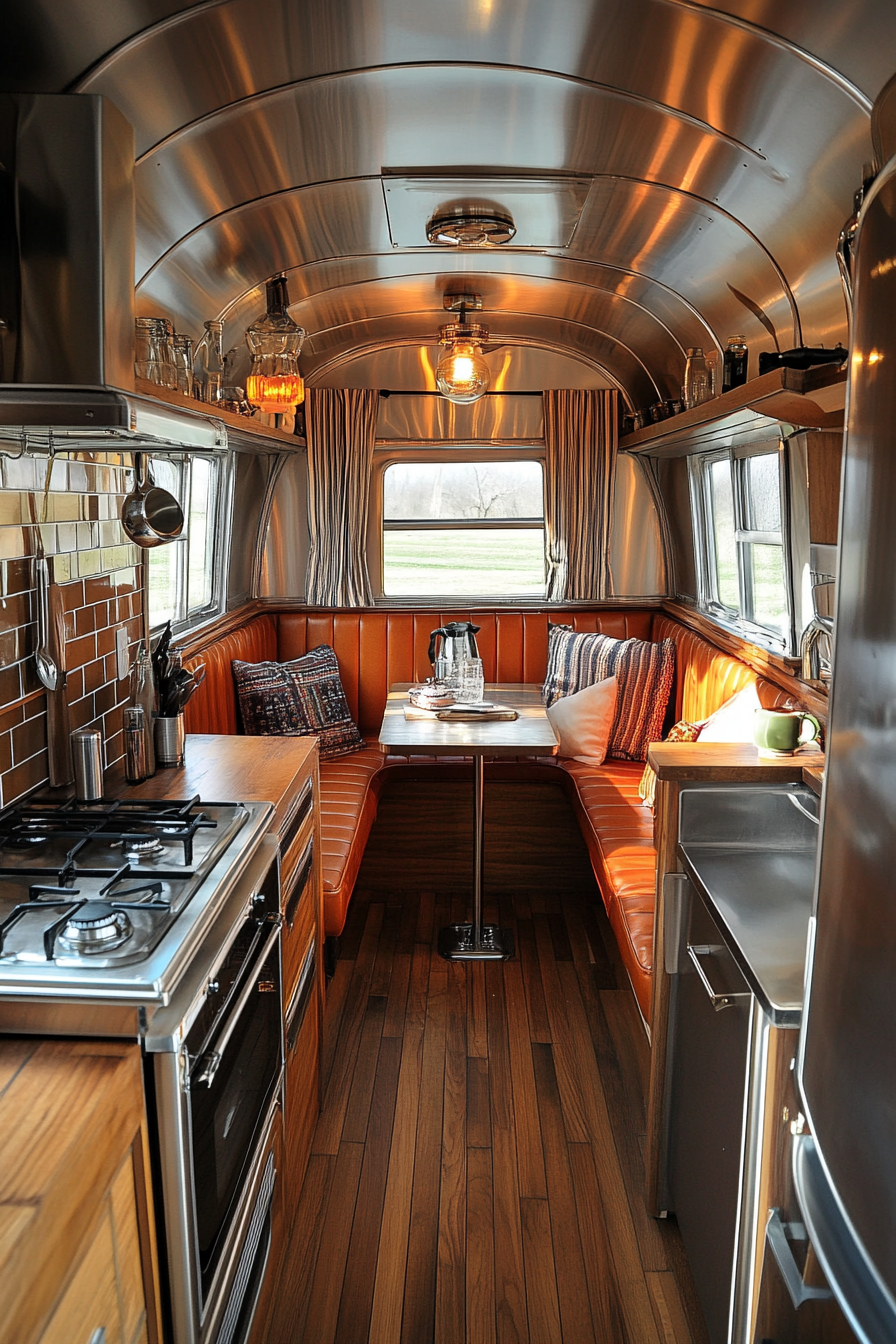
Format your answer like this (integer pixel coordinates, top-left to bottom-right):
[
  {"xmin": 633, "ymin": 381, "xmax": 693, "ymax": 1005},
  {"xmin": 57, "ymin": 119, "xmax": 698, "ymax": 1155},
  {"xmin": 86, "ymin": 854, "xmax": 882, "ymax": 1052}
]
[
  {"xmin": 286, "ymin": 943, "xmax": 317, "ymax": 1054},
  {"xmin": 285, "ymin": 838, "xmax": 314, "ymax": 930},
  {"xmin": 686, "ymin": 943, "xmax": 750, "ymax": 1011},
  {"xmin": 88, "ymin": 1330, "xmax": 107, "ymax": 1344}
]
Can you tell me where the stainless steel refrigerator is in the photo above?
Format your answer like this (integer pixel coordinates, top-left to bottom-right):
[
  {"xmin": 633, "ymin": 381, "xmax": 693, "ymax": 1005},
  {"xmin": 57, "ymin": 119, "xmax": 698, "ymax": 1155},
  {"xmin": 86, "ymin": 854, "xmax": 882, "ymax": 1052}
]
[{"xmin": 795, "ymin": 145, "xmax": 896, "ymax": 1342}]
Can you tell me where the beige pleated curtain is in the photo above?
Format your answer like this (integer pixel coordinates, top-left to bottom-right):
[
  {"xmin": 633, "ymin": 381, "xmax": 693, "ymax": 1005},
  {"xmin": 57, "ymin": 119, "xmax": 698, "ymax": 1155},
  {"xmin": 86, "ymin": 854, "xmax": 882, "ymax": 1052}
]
[
  {"xmin": 305, "ymin": 388, "xmax": 378, "ymax": 605},
  {"xmin": 543, "ymin": 389, "xmax": 618, "ymax": 601}
]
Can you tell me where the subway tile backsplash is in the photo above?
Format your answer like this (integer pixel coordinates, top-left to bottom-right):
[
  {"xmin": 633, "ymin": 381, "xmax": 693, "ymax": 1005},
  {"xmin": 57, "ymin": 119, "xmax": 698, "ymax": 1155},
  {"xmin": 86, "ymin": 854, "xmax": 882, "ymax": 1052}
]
[{"xmin": 0, "ymin": 450, "xmax": 143, "ymax": 809}]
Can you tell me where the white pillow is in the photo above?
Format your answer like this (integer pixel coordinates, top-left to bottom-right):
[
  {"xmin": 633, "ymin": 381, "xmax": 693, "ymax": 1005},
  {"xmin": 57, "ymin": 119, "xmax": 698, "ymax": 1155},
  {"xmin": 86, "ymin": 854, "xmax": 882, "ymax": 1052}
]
[
  {"xmin": 697, "ymin": 681, "xmax": 763, "ymax": 742},
  {"xmin": 545, "ymin": 676, "xmax": 618, "ymax": 763}
]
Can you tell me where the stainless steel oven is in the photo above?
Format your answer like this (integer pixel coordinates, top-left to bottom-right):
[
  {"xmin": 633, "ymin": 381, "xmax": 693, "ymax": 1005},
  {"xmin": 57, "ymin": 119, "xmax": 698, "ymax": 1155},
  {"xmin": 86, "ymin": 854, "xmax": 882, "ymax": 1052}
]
[{"xmin": 145, "ymin": 835, "xmax": 283, "ymax": 1344}]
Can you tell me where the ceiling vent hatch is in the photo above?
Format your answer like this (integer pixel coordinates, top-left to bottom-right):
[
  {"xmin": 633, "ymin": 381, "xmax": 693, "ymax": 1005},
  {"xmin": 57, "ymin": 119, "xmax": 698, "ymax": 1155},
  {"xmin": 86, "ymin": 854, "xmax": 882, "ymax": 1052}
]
[
  {"xmin": 382, "ymin": 174, "xmax": 592, "ymax": 249},
  {"xmin": 426, "ymin": 208, "xmax": 516, "ymax": 246}
]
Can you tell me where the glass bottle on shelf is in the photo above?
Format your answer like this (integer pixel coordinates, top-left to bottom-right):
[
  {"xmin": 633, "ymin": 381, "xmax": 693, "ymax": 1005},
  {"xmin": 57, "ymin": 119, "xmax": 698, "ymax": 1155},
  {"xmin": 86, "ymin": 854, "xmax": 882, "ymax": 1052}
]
[
  {"xmin": 683, "ymin": 347, "xmax": 711, "ymax": 409},
  {"xmin": 723, "ymin": 335, "xmax": 749, "ymax": 391},
  {"xmin": 134, "ymin": 317, "xmax": 177, "ymax": 388},
  {"xmin": 171, "ymin": 334, "xmax": 194, "ymax": 397},
  {"xmin": 193, "ymin": 320, "xmax": 225, "ymax": 403}
]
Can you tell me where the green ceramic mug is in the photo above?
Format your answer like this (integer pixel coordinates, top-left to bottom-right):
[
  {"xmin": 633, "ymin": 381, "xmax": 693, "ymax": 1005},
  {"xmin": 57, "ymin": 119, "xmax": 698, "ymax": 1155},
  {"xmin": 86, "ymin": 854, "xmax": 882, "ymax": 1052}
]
[{"xmin": 753, "ymin": 707, "xmax": 822, "ymax": 755}]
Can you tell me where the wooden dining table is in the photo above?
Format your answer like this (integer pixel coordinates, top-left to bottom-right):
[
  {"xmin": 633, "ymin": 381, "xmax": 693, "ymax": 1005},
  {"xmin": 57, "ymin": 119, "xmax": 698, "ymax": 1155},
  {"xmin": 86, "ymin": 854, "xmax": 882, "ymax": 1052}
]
[{"xmin": 379, "ymin": 684, "xmax": 559, "ymax": 961}]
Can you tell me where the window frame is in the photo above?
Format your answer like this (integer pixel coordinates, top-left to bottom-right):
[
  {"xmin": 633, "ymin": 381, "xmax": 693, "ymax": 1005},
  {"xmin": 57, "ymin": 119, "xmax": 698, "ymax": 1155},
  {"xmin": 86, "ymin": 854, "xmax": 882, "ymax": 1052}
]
[
  {"xmin": 689, "ymin": 440, "xmax": 795, "ymax": 653},
  {"xmin": 146, "ymin": 450, "xmax": 233, "ymax": 635},
  {"xmin": 369, "ymin": 443, "xmax": 548, "ymax": 604}
]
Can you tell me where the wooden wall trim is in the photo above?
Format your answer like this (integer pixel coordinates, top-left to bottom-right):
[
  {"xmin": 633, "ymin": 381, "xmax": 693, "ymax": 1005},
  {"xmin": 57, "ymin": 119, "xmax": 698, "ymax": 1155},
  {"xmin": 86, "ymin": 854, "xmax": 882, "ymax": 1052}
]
[{"xmin": 661, "ymin": 599, "xmax": 829, "ymax": 719}]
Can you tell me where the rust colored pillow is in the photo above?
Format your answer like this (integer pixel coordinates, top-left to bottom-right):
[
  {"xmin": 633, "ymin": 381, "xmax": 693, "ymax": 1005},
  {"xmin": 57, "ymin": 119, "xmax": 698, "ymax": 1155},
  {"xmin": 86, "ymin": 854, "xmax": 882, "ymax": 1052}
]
[{"xmin": 638, "ymin": 718, "xmax": 704, "ymax": 809}]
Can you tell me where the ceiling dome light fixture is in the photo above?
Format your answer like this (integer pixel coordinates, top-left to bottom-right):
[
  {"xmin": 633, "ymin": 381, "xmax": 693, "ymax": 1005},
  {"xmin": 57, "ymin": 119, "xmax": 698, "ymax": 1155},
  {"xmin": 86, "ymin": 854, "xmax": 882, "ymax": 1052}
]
[
  {"xmin": 245, "ymin": 274, "xmax": 306, "ymax": 412},
  {"xmin": 436, "ymin": 293, "xmax": 491, "ymax": 404},
  {"xmin": 426, "ymin": 207, "xmax": 516, "ymax": 246}
]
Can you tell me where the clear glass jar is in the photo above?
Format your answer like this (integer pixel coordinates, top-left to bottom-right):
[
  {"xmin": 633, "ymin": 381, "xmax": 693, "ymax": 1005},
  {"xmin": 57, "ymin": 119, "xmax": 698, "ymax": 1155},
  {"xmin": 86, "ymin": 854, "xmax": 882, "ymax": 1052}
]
[
  {"xmin": 723, "ymin": 335, "xmax": 749, "ymax": 391},
  {"xmin": 135, "ymin": 317, "xmax": 177, "ymax": 388},
  {"xmin": 683, "ymin": 347, "xmax": 711, "ymax": 409},
  {"xmin": 245, "ymin": 276, "xmax": 305, "ymax": 412},
  {"xmin": 193, "ymin": 320, "xmax": 225, "ymax": 403},
  {"xmin": 171, "ymin": 333, "xmax": 194, "ymax": 397}
]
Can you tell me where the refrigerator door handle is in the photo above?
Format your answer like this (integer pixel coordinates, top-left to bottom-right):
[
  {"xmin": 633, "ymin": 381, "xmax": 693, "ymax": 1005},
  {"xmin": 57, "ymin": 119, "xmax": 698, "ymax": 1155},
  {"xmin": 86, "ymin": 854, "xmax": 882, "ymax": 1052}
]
[{"xmin": 766, "ymin": 1208, "xmax": 833, "ymax": 1309}]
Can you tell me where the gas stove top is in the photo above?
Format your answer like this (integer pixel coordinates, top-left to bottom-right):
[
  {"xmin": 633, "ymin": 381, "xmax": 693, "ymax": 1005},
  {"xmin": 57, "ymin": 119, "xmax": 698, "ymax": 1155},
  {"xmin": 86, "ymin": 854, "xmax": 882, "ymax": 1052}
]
[{"xmin": 0, "ymin": 794, "xmax": 273, "ymax": 1011}]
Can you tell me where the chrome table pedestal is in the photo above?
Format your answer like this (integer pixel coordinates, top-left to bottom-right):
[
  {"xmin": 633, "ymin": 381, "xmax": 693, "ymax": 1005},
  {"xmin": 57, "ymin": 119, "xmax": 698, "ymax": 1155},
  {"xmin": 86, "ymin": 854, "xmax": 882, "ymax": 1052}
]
[
  {"xmin": 378, "ymin": 684, "xmax": 558, "ymax": 964},
  {"xmin": 436, "ymin": 754, "xmax": 514, "ymax": 961}
]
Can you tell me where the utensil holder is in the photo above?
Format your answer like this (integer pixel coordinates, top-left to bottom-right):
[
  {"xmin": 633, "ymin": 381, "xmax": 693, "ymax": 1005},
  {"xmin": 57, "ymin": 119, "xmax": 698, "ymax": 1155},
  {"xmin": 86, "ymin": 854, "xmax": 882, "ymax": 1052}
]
[{"xmin": 155, "ymin": 715, "xmax": 185, "ymax": 767}]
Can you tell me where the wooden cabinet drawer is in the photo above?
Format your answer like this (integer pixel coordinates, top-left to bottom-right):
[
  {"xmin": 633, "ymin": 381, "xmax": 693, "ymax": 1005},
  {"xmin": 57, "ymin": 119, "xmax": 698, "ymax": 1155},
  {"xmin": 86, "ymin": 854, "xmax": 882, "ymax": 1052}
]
[
  {"xmin": 284, "ymin": 944, "xmax": 320, "ymax": 1214},
  {"xmin": 282, "ymin": 819, "xmax": 316, "ymax": 1001},
  {"xmin": 40, "ymin": 1206, "xmax": 122, "ymax": 1344}
]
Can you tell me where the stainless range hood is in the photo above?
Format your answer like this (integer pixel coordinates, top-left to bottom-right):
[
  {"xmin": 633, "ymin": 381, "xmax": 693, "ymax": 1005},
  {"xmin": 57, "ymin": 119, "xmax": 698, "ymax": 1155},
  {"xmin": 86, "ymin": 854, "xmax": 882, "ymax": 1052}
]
[{"xmin": 0, "ymin": 93, "xmax": 226, "ymax": 451}]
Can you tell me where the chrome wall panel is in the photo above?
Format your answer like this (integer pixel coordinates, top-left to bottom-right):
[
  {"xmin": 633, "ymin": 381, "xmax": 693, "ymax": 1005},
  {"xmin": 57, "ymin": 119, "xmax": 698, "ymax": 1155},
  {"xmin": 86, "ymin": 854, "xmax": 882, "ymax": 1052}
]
[
  {"xmin": 375, "ymin": 392, "xmax": 547, "ymax": 441},
  {"xmin": 330, "ymin": 348, "xmax": 611, "ymax": 395},
  {"xmin": 258, "ymin": 451, "xmax": 309, "ymax": 600},
  {"xmin": 610, "ymin": 454, "xmax": 667, "ymax": 597},
  {"xmin": 227, "ymin": 447, "xmax": 272, "ymax": 607}
]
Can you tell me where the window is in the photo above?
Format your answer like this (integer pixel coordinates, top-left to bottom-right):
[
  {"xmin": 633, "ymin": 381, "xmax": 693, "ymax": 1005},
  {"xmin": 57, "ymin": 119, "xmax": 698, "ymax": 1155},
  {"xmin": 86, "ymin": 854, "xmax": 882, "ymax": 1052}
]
[
  {"xmin": 380, "ymin": 457, "xmax": 545, "ymax": 597},
  {"xmin": 691, "ymin": 446, "xmax": 791, "ymax": 648},
  {"xmin": 147, "ymin": 455, "xmax": 229, "ymax": 630}
]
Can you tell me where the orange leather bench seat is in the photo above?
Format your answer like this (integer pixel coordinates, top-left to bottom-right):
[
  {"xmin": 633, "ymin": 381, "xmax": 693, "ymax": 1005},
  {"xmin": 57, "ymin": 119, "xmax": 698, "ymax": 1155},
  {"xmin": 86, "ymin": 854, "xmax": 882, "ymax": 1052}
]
[{"xmin": 184, "ymin": 605, "xmax": 792, "ymax": 1024}]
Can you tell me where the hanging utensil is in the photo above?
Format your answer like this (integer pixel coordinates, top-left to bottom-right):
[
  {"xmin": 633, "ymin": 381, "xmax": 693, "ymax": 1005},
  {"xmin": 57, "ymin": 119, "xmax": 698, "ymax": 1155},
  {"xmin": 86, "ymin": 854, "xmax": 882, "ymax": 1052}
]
[
  {"xmin": 34, "ymin": 557, "xmax": 58, "ymax": 691},
  {"xmin": 46, "ymin": 560, "xmax": 73, "ymax": 786},
  {"xmin": 121, "ymin": 453, "xmax": 185, "ymax": 548}
]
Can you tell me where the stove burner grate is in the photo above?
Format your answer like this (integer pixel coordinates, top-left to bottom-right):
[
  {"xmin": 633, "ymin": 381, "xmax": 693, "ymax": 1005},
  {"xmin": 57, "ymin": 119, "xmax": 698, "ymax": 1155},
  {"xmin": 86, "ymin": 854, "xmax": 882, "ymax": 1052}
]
[{"xmin": 0, "ymin": 794, "xmax": 217, "ymax": 867}]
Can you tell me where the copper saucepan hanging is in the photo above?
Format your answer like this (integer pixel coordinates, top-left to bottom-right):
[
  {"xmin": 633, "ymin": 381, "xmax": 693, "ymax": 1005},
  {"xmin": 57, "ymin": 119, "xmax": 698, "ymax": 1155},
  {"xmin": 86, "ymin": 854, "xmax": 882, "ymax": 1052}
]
[{"xmin": 121, "ymin": 452, "xmax": 185, "ymax": 548}]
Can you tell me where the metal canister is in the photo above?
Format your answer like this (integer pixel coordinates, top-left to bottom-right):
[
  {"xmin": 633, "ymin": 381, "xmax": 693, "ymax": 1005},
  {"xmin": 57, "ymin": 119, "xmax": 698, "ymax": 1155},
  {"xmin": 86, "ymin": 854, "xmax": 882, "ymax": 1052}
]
[
  {"xmin": 71, "ymin": 727, "xmax": 104, "ymax": 802},
  {"xmin": 124, "ymin": 706, "xmax": 149, "ymax": 783}
]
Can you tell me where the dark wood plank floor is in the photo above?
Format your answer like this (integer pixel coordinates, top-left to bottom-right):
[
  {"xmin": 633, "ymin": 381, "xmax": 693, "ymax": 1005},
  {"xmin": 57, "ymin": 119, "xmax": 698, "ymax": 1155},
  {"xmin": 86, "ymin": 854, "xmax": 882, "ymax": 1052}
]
[{"xmin": 266, "ymin": 777, "xmax": 709, "ymax": 1344}]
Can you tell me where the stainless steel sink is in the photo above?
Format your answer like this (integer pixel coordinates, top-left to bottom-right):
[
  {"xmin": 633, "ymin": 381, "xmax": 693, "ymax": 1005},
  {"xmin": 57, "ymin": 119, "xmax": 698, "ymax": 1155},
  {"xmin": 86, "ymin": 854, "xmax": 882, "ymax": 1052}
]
[{"xmin": 677, "ymin": 785, "xmax": 820, "ymax": 1022}]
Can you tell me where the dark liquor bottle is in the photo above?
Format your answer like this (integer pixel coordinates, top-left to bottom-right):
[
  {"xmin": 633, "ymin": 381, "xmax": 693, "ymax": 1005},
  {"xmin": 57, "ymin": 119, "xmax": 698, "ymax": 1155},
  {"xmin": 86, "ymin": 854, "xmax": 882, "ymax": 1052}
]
[{"xmin": 723, "ymin": 335, "xmax": 748, "ymax": 390}]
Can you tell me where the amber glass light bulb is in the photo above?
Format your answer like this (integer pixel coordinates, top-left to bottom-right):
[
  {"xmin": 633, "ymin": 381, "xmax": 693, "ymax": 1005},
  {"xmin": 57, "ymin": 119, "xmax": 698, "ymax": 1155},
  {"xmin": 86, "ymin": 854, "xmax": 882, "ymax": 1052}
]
[{"xmin": 436, "ymin": 341, "xmax": 490, "ymax": 404}]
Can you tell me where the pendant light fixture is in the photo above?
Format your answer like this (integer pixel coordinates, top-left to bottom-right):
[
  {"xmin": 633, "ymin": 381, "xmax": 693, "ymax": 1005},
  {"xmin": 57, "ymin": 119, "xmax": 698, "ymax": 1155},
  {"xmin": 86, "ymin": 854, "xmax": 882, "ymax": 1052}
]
[
  {"xmin": 436, "ymin": 294, "xmax": 491, "ymax": 404},
  {"xmin": 245, "ymin": 274, "xmax": 306, "ymax": 412}
]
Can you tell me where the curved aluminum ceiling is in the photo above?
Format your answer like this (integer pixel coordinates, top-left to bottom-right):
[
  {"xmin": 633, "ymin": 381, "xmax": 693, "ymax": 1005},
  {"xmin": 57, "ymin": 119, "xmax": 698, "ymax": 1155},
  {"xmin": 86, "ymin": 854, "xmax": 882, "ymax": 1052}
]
[{"xmin": 5, "ymin": 0, "xmax": 896, "ymax": 404}]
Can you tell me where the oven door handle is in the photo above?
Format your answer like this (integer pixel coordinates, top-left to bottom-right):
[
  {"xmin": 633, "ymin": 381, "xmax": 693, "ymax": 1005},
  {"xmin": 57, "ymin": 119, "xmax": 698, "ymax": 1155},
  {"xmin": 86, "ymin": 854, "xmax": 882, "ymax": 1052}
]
[{"xmin": 193, "ymin": 916, "xmax": 282, "ymax": 1089}]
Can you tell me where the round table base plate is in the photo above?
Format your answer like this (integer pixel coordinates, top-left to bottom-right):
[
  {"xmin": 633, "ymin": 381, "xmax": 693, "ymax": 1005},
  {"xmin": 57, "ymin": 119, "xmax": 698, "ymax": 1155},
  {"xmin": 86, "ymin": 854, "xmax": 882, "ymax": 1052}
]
[{"xmin": 437, "ymin": 923, "xmax": 515, "ymax": 961}]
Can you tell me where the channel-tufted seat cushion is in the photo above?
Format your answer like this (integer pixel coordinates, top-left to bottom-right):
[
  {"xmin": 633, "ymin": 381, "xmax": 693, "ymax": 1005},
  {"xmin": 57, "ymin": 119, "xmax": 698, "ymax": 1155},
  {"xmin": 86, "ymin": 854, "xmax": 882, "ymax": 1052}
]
[{"xmin": 183, "ymin": 605, "xmax": 802, "ymax": 1023}]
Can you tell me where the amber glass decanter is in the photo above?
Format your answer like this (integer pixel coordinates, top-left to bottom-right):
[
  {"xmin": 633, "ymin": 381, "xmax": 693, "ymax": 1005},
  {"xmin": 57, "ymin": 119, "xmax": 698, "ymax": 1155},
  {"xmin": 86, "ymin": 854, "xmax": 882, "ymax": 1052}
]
[{"xmin": 245, "ymin": 275, "xmax": 306, "ymax": 412}]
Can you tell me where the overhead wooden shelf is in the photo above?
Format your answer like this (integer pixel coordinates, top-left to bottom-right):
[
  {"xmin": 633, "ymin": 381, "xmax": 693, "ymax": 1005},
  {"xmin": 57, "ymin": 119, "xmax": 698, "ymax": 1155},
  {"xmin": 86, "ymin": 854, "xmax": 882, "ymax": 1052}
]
[
  {"xmin": 620, "ymin": 364, "xmax": 847, "ymax": 459},
  {"xmin": 135, "ymin": 378, "xmax": 304, "ymax": 450}
]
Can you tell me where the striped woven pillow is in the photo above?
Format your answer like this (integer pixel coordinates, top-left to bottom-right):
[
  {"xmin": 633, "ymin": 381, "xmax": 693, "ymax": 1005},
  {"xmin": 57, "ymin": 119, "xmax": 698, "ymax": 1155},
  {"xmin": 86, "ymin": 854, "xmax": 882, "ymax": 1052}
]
[{"xmin": 542, "ymin": 625, "xmax": 676, "ymax": 762}]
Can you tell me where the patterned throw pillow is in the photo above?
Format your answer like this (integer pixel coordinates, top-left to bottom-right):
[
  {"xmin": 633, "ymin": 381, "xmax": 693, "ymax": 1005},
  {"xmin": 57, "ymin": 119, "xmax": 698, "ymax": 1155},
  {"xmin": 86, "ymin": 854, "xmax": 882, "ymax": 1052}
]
[
  {"xmin": 638, "ymin": 719, "xmax": 704, "ymax": 809},
  {"xmin": 232, "ymin": 644, "xmax": 365, "ymax": 760},
  {"xmin": 542, "ymin": 625, "xmax": 676, "ymax": 762}
]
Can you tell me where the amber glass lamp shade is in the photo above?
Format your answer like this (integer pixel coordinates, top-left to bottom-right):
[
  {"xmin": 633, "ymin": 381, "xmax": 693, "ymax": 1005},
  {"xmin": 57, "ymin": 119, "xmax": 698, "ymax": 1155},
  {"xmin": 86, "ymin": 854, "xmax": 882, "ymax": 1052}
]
[
  {"xmin": 436, "ymin": 341, "xmax": 490, "ymax": 404},
  {"xmin": 245, "ymin": 275, "xmax": 306, "ymax": 412}
]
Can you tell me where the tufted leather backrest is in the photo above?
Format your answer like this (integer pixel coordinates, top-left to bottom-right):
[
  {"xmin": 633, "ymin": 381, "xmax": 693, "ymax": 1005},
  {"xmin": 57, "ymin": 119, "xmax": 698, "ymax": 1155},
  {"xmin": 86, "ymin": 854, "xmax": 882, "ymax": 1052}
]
[
  {"xmin": 650, "ymin": 615, "xmax": 796, "ymax": 723},
  {"xmin": 182, "ymin": 607, "xmax": 654, "ymax": 737},
  {"xmin": 183, "ymin": 614, "xmax": 278, "ymax": 734},
  {"xmin": 276, "ymin": 609, "xmax": 654, "ymax": 736},
  {"xmin": 182, "ymin": 606, "xmax": 803, "ymax": 740}
]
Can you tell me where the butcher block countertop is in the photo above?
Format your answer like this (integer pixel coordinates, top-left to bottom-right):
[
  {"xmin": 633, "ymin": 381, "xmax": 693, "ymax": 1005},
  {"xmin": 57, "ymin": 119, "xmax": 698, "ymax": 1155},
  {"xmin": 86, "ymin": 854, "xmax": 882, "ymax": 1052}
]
[
  {"xmin": 105, "ymin": 732, "xmax": 319, "ymax": 841},
  {"xmin": 647, "ymin": 739, "xmax": 824, "ymax": 782}
]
